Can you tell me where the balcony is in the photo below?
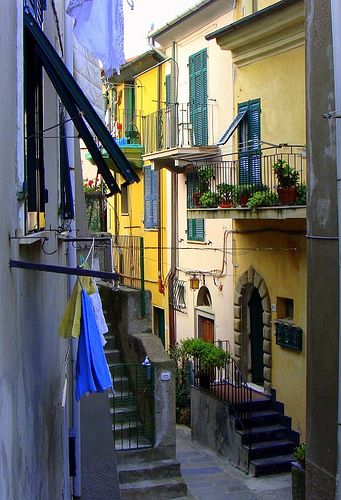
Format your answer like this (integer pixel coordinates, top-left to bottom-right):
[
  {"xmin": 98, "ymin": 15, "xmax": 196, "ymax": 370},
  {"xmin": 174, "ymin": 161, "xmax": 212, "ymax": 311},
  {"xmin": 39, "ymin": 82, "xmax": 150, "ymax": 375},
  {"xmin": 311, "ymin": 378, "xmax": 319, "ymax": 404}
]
[
  {"xmin": 187, "ymin": 146, "xmax": 306, "ymax": 220},
  {"xmin": 142, "ymin": 103, "xmax": 219, "ymax": 170}
]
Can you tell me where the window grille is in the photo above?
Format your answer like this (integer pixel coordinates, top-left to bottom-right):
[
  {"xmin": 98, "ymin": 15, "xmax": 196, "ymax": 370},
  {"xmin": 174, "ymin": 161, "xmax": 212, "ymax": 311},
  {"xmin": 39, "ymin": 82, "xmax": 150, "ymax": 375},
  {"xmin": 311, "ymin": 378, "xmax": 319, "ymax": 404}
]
[{"xmin": 170, "ymin": 279, "xmax": 186, "ymax": 311}]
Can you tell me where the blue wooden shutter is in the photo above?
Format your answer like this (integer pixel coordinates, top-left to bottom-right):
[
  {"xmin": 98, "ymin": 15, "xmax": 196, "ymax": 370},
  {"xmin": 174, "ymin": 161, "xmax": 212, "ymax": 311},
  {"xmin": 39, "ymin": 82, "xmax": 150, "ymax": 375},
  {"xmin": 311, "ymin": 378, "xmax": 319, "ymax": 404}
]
[
  {"xmin": 238, "ymin": 99, "xmax": 261, "ymax": 185},
  {"xmin": 187, "ymin": 218, "xmax": 204, "ymax": 242},
  {"xmin": 189, "ymin": 49, "xmax": 208, "ymax": 146},
  {"xmin": 151, "ymin": 169, "xmax": 159, "ymax": 228},
  {"xmin": 144, "ymin": 166, "xmax": 159, "ymax": 229}
]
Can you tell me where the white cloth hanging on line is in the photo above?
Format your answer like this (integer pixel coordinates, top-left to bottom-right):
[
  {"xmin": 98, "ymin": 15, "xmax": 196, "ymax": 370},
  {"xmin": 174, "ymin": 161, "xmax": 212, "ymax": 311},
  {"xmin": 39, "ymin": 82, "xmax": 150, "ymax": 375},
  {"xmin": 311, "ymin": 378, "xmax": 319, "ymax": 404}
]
[{"xmin": 66, "ymin": 0, "xmax": 125, "ymax": 77}]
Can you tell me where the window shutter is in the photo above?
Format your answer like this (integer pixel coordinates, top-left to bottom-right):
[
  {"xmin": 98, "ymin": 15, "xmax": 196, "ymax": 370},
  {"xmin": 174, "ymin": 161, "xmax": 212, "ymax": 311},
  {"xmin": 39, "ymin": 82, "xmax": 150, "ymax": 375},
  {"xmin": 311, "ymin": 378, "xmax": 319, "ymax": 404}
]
[
  {"xmin": 144, "ymin": 166, "xmax": 159, "ymax": 229},
  {"xmin": 187, "ymin": 218, "xmax": 204, "ymax": 242},
  {"xmin": 144, "ymin": 166, "xmax": 152, "ymax": 228},
  {"xmin": 238, "ymin": 99, "xmax": 261, "ymax": 185},
  {"xmin": 186, "ymin": 172, "xmax": 200, "ymax": 208},
  {"xmin": 151, "ymin": 169, "xmax": 159, "ymax": 228},
  {"xmin": 189, "ymin": 49, "xmax": 208, "ymax": 146}
]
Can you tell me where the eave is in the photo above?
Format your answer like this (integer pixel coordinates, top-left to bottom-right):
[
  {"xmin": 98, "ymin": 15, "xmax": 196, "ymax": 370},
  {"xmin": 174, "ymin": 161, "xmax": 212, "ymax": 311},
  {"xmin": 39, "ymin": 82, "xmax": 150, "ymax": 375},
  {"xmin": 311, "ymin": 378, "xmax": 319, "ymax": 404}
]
[{"xmin": 206, "ymin": 0, "xmax": 304, "ymax": 67}]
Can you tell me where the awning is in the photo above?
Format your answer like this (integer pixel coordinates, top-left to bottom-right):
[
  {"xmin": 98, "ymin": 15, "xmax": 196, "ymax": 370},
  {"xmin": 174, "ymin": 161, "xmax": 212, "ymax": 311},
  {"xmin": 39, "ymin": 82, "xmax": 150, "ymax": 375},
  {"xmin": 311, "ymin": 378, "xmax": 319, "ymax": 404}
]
[
  {"xmin": 24, "ymin": 10, "xmax": 139, "ymax": 197},
  {"xmin": 216, "ymin": 109, "xmax": 247, "ymax": 146}
]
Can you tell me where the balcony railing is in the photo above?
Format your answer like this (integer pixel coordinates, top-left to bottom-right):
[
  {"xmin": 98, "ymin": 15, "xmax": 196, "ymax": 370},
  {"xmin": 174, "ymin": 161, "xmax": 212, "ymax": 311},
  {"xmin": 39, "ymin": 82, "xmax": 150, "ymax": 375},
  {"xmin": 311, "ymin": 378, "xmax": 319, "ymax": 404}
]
[
  {"xmin": 111, "ymin": 109, "xmax": 142, "ymax": 146},
  {"xmin": 142, "ymin": 103, "xmax": 216, "ymax": 155},
  {"xmin": 187, "ymin": 145, "xmax": 306, "ymax": 210}
]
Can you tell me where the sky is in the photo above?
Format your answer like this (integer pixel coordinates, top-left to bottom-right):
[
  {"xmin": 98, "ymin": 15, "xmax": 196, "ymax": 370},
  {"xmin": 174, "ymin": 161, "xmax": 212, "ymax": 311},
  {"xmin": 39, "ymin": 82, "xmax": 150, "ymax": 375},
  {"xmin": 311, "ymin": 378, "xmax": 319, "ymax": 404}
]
[{"xmin": 123, "ymin": 0, "xmax": 200, "ymax": 58}]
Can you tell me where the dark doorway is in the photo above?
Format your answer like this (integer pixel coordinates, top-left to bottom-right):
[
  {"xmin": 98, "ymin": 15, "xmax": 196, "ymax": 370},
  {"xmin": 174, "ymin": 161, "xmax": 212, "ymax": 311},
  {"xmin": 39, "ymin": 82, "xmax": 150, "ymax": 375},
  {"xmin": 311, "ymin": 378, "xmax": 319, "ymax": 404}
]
[
  {"xmin": 249, "ymin": 289, "xmax": 264, "ymax": 384},
  {"xmin": 153, "ymin": 307, "xmax": 165, "ymax": 347}
]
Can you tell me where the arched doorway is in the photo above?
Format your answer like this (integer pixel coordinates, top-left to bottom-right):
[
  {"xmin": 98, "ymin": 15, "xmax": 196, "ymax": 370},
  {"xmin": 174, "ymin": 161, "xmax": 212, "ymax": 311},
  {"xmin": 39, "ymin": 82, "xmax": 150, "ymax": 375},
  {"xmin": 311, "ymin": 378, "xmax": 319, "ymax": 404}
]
[
  {"xmin": 249, "ymin": 288, "xmax": 264, "ymax": 384},
  {"xmin": 233, "ymin": 267, "xmax": 272, "ymax": 393},
  {"xmin": 196, "ymin": 286, "xmax": 214, "ymax": 342}
]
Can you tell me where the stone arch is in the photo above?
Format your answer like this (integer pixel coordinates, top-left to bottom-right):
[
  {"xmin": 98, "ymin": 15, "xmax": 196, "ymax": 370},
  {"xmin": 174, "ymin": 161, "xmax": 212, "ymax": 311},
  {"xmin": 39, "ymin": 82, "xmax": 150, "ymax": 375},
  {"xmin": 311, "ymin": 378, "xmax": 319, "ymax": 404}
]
[{"xmin": 233, "ymin": 266, "xmax": 272, "ymax": 393}]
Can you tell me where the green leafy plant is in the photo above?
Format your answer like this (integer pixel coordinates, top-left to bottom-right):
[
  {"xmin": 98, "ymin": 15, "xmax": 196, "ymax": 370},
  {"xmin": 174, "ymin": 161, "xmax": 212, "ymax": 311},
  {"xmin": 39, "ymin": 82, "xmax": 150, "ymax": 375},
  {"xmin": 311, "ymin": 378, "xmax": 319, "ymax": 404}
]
[
  {"xmin": 247, "ymin": 190, "xmax": 279, "ymax": 210},
  {"xmin": 182, "ymin": 338, "xmax": 230, "ymax": 371},
  {"xmin": 273, "ymin": 159, "xmax": 300, "ymax": 188},
  {"xmin": 296, "ymin": 183, "xmax": 306, "ymax": 205},
  {"xmin": 293, "ymin": 442, "xmax": 306, "ymax": 468},
  {"xmin": 198, "ymin": 190, "xmax": 220, "ymax": 208},
  {"xmin": 217, "ymin": 183, "xmax": 233, "ymax": 202},
  {"xmin": 83, "ymin": 178, "xmax": 101, "ymax": 193},
  {"xmin": 197, "ymin": 165, "xmax": 215, "ymax": 192}
]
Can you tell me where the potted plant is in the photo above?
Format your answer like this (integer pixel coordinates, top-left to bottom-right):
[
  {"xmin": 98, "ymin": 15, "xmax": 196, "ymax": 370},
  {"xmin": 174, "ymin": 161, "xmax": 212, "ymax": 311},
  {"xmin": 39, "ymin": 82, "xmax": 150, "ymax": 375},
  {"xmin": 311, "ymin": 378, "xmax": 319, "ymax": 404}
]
[
  {"xmin": 232, "ymin": 185, "xmax": 253, "ymax": 207},
  {"xmin": 273, "ymin": 159, "xmax": 300, "ymax": 205},
  {"xmin": 247, "ymin": 189, "xmax": 279, "ymax": 210},
  {"xmin": 292, "ymin": 442, "xmax": 305, "ymax": 500},
  {"xmin": 193, "ymin": 166, "xmax": 215, "ymax": 206},
  {"xmin": 217, "ymin": 183, "xmax": 233, "ymax": 208},
  {"xmin": 182, "ymin": 338, "xmax": 230, "ymax": 390},
  {"xmin": 198, "ymin": 190, "xmax": 220, "ymax": 208}
]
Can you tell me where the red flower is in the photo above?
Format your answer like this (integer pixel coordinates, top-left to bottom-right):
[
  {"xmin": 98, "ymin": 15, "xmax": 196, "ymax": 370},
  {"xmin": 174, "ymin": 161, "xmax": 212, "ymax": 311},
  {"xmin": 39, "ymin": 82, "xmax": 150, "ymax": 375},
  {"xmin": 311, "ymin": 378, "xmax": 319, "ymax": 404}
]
[{"xmin": 88, "ymin": 180, "xmax": 93, "ymax": 187}]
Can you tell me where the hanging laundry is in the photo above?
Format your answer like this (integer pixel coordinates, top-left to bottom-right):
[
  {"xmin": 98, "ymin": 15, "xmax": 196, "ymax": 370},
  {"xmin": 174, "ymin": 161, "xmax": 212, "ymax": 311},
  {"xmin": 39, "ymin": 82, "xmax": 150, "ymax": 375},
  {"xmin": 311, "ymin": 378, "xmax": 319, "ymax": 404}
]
[
  {"xmin": 76, "ymin": 290, "xmax": 113, "ymax": 401},
  {"xmin": 66, "ymin": 0, "xmax": 125, "ymax": 77},
  {"xmin": 59, "ymin": 276, "xmax": 97, "ymax": 339},
  {"xmin": 89, "ymin": 282, "xmax": 109, "ymax": 346}
]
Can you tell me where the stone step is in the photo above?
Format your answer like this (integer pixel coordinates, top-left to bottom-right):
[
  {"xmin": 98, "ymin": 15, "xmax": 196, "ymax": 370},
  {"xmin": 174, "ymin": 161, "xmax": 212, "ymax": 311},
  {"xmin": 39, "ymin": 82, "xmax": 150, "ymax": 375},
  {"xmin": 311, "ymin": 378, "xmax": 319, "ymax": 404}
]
[
  {"xmin": 105, "ymin": 348, "xmax": 121, "ymax": 364},
  {"xmin": 117, "ymin": 459, "xmax": 181, "ymax": 483},
  {"xmin": 237, "ymin": 424, "xmax": 291, "ymax": 444},
  {"xmin": 249, "ymin": 453, "xmax": 295, "ymax": 477},
  {"xmin": 120, "ymin": 477, "xmax": 187, "ymax": 499},
  {"xmin": 245, "ymin": 438, "xmax": 295, "ymax": 460}
]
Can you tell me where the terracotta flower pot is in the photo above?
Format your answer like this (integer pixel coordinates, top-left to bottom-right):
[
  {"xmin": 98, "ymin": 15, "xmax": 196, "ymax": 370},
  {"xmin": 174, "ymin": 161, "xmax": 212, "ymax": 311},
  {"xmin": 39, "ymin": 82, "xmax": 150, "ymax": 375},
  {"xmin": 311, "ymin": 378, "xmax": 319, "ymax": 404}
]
[
  {"xmin": 193, "ymin": 192, "xmax": 202, "ymax": 207},
  {"xmin": 219, "ymin": 200, "xmax": 232, "ymax": 208},
  {"xmin": 277, "ymin": 186, "xmax": 297, "ymax": 205},
  {"xmin": 239, "ymin": 194, "xmax": 250, "ymax": 207}
]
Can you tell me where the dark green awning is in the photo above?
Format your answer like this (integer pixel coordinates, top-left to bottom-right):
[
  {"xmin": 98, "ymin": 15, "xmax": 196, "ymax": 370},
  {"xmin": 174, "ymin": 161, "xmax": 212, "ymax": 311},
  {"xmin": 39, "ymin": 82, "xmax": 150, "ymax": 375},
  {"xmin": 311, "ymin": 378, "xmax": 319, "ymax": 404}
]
[{"xmin": 24, "ymin": 10, "xmax": 139, "ymax": 196}]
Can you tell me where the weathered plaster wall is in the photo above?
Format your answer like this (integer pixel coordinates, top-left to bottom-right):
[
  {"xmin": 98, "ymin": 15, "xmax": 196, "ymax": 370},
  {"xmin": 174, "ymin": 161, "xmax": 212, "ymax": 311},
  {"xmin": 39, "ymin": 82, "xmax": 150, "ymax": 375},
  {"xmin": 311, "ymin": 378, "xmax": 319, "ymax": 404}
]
[
  {"xmin": 0, "ymin": 3, "xmax": 71, "ymax": 498},
  {"xmin": 306, "ymin": 0, "xmax": 338, "ymax": 498}
]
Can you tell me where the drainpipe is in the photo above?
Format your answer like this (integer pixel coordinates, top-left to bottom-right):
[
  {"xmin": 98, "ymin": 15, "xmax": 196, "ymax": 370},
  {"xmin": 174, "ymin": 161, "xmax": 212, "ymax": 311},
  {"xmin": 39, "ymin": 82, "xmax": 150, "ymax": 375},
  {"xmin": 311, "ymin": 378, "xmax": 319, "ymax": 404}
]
[
  {"xmin": 65, "ymin": 13, "xmax": 81, "ymax": 498},
  {"xmin": 331, "ymin": 0, "xmax": 341, "ymax": 496},
  {"xmin": 157, "ymin": 64, "xmax": 164, "ymax": 294}
]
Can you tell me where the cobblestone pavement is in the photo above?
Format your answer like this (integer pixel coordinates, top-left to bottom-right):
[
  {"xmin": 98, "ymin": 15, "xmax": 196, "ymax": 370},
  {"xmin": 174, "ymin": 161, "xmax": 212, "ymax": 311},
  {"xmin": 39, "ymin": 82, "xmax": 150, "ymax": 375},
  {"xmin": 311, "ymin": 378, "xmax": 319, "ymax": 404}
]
[{"xmin": 176, "ymin": 425, "xmax": 292, "ymax": 500}]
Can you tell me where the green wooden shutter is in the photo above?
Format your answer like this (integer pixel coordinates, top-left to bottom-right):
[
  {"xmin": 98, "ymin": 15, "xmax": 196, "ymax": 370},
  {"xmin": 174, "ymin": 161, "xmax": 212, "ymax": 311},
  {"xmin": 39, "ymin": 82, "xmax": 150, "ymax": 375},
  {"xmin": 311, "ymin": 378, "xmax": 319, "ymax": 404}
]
[
  {"xmin": 151, "ymin": 169, "xmax": 159, "ymax": 228},
  {"xmin": 187, "ymin": 218, "xmax": 204, "ymax": 242},
  {"xmin": 189, "ymin": 49, "xmax": 208, "ymax": 146},
  {"xmin": 165, "ymin": 74, "xmax": 171, "ymax": 107}
]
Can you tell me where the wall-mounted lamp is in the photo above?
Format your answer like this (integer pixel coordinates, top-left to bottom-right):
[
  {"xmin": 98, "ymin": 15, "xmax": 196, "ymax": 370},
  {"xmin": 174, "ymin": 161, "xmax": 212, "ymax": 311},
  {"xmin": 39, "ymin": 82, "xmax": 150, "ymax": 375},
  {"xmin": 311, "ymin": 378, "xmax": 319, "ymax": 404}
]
[{"xmin": 189, "ymin": 275, "xmax": 200, "ymax": 290}]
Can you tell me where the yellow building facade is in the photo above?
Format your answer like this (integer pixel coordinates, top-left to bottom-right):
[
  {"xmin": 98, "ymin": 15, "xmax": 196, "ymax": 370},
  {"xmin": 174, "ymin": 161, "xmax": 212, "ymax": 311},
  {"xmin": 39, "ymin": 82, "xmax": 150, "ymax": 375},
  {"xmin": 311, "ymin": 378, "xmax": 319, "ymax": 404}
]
[
  {"xmin": 106, "ymin": 56, "xmax": 172, "ymax": 348},
  {"xmin": 206, "ymin": 0, "xmax": 306, "ymax": 437}
]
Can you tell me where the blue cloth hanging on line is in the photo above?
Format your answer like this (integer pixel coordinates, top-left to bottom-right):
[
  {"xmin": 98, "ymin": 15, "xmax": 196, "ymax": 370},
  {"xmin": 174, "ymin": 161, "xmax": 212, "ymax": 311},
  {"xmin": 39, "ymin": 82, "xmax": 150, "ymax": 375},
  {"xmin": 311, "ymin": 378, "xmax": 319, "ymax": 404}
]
[{"xmin": 76, "ymin": 290, "xmax": 112, "ymax": 401}]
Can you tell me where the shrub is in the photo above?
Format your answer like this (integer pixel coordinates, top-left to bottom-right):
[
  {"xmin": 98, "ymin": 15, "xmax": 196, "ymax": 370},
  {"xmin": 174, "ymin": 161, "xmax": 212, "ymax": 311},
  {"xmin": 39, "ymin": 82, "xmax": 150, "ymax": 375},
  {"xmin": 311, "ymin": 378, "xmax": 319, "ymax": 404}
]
[
  {"xmin": 293, "ymin": 442, "xmax": 306, "ymax": 468},
  {"xmin": 198, "ymin": 191, "xmax": 220, "ymax": 208},
  {"xmin": 296, "ymin": 184, "xmax": 306, "ymax": 205},
  {"xmin": 247, "ymin": 190, "xmax": 279, "ymax": 210},
  {"xmin": 181, "ymin": 338, "xmax": 230, "ymax": 370}
]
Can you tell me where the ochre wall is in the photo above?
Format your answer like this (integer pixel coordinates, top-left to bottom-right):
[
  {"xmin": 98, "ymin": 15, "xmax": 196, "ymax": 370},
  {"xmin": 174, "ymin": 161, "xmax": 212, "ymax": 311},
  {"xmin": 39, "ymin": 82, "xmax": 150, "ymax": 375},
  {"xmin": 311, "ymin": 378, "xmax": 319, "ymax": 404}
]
[{"xmin": 234, "ymin": 219, "xmax": 306, "ymax": 438}]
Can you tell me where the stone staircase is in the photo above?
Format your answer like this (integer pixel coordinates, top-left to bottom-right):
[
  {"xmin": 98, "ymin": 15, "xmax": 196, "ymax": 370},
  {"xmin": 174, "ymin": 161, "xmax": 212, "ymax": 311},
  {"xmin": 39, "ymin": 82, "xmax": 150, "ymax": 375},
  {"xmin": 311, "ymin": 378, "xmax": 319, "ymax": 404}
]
[
  {"xmin": 100, "ymin": 285, "xmax": 188, "ymax": 498},
  {"xmin": 235, "ymin": 391, "xmax": 300, "ymax": 476}
]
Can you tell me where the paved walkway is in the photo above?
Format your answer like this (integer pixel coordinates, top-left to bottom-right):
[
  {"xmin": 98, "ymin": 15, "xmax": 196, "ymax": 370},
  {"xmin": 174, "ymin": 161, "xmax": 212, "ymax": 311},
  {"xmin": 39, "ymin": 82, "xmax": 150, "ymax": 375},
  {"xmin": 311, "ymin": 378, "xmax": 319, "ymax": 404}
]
[{"xmin": 176, "ymin": 425, "xmax": 292, "ymax": 500}]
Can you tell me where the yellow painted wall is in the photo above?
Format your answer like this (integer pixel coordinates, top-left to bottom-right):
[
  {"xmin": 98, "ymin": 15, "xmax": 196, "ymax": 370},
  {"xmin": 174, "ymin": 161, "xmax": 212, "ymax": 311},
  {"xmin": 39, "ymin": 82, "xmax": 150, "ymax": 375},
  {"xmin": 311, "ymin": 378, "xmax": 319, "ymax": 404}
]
[
  {"xmin": 234, "ymin": 0, "xmax": 279, "ymax": 20},
  {"xmin": 107, "ymin": 61, "xmax": 172, "ymax": 346},
  {"xmin": 233, "ymin": 219, "xmax": 306, "ymax": 437},
  {"xmin": 235, "ymin": 45, "xmax": 305, "ymax": 146}
]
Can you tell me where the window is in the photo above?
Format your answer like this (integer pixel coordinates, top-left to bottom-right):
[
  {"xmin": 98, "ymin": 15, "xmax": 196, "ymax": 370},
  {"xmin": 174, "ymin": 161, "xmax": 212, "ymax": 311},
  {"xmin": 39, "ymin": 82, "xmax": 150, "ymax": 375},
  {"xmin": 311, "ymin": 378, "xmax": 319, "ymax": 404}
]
[
  {"xmin": 277, "ymin": 297, "xmax": 294, "ymax": 321},
  {"xmin": 144, "ymin": 166, "xmax": 159, "ymax": 229},
  {"xmin": 170, "ymin": 279, "xmax": 186, "ymax": 311},
  {"xmin": 121, "ymin": 183, "xmax": 128, "ymax": 214},
  {"xmin": 187, "ymin": 219, "xmax": 205, "ymax": 242},
  {"xmin": 24, "ymin": 27, "xmax": 47, "ymax": 232}
]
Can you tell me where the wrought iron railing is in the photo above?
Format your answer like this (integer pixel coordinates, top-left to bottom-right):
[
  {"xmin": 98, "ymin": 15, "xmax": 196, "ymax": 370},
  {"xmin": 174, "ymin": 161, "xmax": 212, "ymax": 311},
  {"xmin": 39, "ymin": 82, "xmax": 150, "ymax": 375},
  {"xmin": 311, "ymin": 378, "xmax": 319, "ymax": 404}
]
[
  {"xmin": 187, "ymin": 145, "xmax": 306, "ymax": 209},
  {"xmin": 142, "ymin": 103, "xmax": 216, "ymax": 154},
  {"xmin": 192, "ymin": 355, "xmax": 253, "ymax": 446},
  {"xmin": 110, "ymin": 363, "xmax": 154, "ymax": 451}
]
